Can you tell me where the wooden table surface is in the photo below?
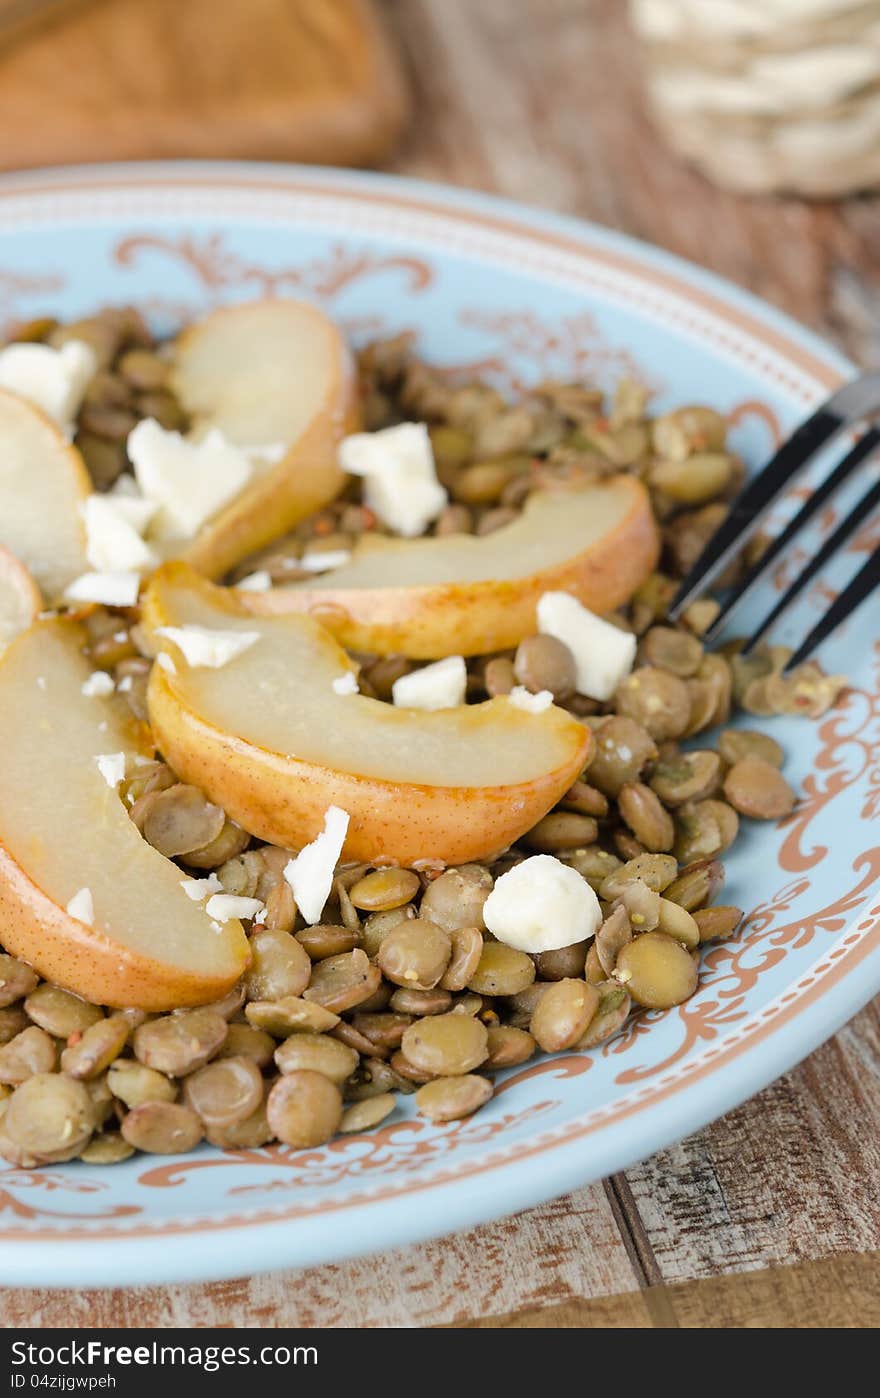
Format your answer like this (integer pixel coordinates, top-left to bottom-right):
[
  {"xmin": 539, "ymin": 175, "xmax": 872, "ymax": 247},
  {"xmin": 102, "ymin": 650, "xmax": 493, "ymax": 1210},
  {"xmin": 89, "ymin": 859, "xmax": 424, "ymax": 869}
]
[{"xmin": 5, "ymin": 0, "xmax": 880, "ymax": 1328}]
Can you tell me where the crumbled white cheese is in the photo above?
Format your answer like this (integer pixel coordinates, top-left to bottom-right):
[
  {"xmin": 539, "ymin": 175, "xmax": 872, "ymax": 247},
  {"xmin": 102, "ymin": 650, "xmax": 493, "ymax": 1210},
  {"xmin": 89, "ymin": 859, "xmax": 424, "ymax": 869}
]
[
  {"xmin": 234, "ymin": 570, "xmax": 272, "ymax": 592},
  {"xmin": 128, "ymin": 419, "xmax": 253, "ymax": 540},
  {"xmin": 64, "ymin": 571, "xmax": 141, "ymax": 608},
  {"xmin": 300, "ymin": 549, "xmax": 352, "ymax": 573},
  {"xmin": 0, "ymin": 340, "xmax": 97, "ymax": 433},
  {"xmin": 332, "ymin": 671, "xmax": 359, "ymax": 696},
  {"xmin": 483, "ymin": 854, "xmax": 602, "ymax": 952},
  {"xmin": 65, "ymin": 886, "xmax": 94, "ymax": 925},
  {"xmin": 156, "ymin": 652, "xmax": 176, "ymax": 675},
  {"xmin": 94, "ymin": 752, "xmax": 126, "ymax": 788},
  {"xmin": 155, "ymin": 624, "xmax": 259, "ymax": 669},
  {"xmin": 339, "ymin": 422, "xmax": 447, "ymax": 536},
  {"xmin": 180, "ymin": 874, "xmax": 223, "ymax": 902},
  {"xmin": 537, "ymin": 591, "xmax": 637, "ymax": 701},
  {"xmin": 252, "ymin": 906, "xmax": 268, "ymax": 925},
  {"xmin": 284, "ymin": 805, "xmax": 350, "ymax": 925},
  {"xmin": 106, "ymin": 477, "xmax": 159, "ymax": 535},
  {"xmin": 508, "ymin": 685, "xmax": 554, "ymax": 713},
  {"xmin": 81, "ymin": 495, "xmax": 157, "ymax": 574},
  {"xmin": 205, "ymin": 893, "xmax": 265, "ymax": 922},
  {"xmin": 392, "ymin": 656, "xmax": 467, "ymax": 711},
  {"xmin": 117, "ymin": 675, "xmax": 133, "ymax": 693},
  {"xmin": 81, "ymin": 671, "xmax": 115, "ymax": 697}
]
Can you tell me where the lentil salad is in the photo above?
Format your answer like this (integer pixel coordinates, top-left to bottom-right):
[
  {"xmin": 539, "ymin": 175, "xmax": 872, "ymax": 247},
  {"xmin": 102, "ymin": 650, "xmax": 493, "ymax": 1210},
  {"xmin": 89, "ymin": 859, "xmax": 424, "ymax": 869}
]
[{"xmin": 0, "ymin": 307, "xmax": 847, "ymax": 1166}]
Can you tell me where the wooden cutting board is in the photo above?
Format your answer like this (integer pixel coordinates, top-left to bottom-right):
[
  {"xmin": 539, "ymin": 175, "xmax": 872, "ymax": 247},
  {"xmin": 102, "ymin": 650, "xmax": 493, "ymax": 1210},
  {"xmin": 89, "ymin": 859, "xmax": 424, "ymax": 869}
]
[{"xmin": 0, "ymin": 0, "xmax": 410, "ymax": 169}]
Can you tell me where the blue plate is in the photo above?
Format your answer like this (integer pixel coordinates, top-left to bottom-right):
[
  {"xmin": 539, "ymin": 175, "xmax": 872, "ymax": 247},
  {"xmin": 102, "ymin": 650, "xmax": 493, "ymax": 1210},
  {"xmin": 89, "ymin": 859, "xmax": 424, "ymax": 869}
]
[{"xmin": 1, "ymin": 163, "xmax": 877, "ymax": 1288}]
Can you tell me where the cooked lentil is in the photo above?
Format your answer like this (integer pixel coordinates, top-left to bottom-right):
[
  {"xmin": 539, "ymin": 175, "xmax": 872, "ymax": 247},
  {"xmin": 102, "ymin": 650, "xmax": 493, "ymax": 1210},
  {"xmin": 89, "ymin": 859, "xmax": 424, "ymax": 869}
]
[{"xmin": 415, "ymin": 1075, "xmax": 493, "ymax": 1122}]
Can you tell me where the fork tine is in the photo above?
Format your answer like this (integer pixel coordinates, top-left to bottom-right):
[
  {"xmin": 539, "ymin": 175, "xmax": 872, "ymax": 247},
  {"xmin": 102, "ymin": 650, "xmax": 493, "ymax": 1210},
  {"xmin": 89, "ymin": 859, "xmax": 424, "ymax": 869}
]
[
  {"xmin": 702, "ymin": 427, "xmax": 880, "ymax": 643},
  {"xmin": 668, "ymin": 374, "xmax": 880, "ymax": 619},
  {"xmin": 741, "ymin": 474, "xmax": 880, "ymax": 655},
  {"xmin": 782, "ymin": 540, "xmax": 880, "ymax": 671}
]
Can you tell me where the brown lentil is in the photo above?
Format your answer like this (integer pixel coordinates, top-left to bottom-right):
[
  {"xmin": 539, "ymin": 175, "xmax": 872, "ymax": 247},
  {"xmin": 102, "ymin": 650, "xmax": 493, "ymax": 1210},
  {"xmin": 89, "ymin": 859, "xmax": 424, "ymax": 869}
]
[
  {"xmin": 217, "ymin": 1023, "xmax": 276, "ymax": 1068},
  {"xmin": 245, "ymin": 929, "xmax": 312, "ymax": 1001},
  {"xmin": 186, "ymin": 820, "xmax": 250, "ymax": 868},
  {"xmin": 533, "ymin": 942, "xmax": 588, "ymax": 981},
  {"xmin": 468, "ymin": 943, "xmax": 536, "ymax": 997},
  {"xmin": 614, "ymin": 668, "xmax": 692, "ymax": 742},
  {"xmin": 587, "ymin": 716, "xmax": 658, "ymax": 796},
  {"xmin": 121, "ymin": 1101, "xmax": 203, "ymax": 1154},
  {"xmin": 656, "ymin": 899, "xmax": 701, "ymax": 949},
  {"xmin": 133, "ymin": 1010, "xmax": 227, "ymax": 1077},
  {"xmin": 530, "ymin": 979, "xmax": 600, "ymax": 1053},
  {"xmin": 4, "ymin": 1074, "xmax": 95, "ymax": 1159},
  {"xmin": 718, "ymin": 727, "xmax": 785, "ymax": 768},
  {"xmin": 264, "ymin": 881, "xmax": 297, "ymax": 932},
  {"xmin": 524, "ymin": 812, "xmax": 598, "ymax": 853},
  {"xmin": 513, "ymin": 634, "xmax": 576, "ymax": 699},
  {"xmin": 60, "ymin": 1015, "xmax": 129, "ymax": 1079},
  {"xmin": 140, "ymin": 784, "xmax": 225, "ymax": 858},
  {"xmin": 0, "ymin": 956, "xmax": 38, "ymax": 1008},
  {"xmin": 0, "ymin": 1008, "xmax": 29, "ymax": 1046},
  {"xmin": 415, "ymin": 1075, "xmax": 493, "ymax": 1122},
  {"xmin": 182, "ymin": 1056, "xmax": 263, "ymax": 1128},
  {"xmin": 107, "ymin": 1060, "xmax": 177, "ymax": 1109},
  {"xmin": 339, "ymin": 1094, "xmax": 396, "ymax": 1133},
  {"xmin": 693, "ymin": 905, "xmax": 744, "ymax": 942},
  {"xmin": 401, "ymin": 1013, "xmax": 488, "ymax": 1076},
  {"xmin": 267, "ymin": 1071, "xmax": 342, "ymax": 1148},
  {"xmin": 297, "ymin": 924, "xmax": 361, "ymax": 961},
  {"xmin": 615, "ymin": 932, "xmax": 699, "ymax": 1009},
  {"xmin": 664, "ymin": 858, "xmax": 724, "ymax": 911},
  {"xmin": 81, "ymin": 1132, "xmax": 136, "ymax": 1164},
  {"xmin": 349, "ymin": 868, "xmax": 421, "ymax": 911},
  {"xmin": 723, "ymin": 756, "xmax": 796, "ymax": 820},
  {"xmin": 420, "ymin": 866, "xmax": 492, "ymax": 932},
  {"xmin": 0, "ymin": 1027, "xmax": 57, "ymax": 1085},
  {"xmin": 376, "ymin": 919, "xmax": 451, "ymax": 990},
  {"xmin": 387, "ymin": 988, "xmax": 452, "ymax": 1018},
  {"xmin": 649, "ymin": 751, "xmax": 722, "ymax": 807},
  {"xmin": 618, "ymin": 781, "xmax": 675, "ymax": 852},
  {"xmin": 245, "ymin": 996, "xmax": 340, "ymax": 1037},
  {"xmin": 575, "ymin": 983, "xmax": 631, "ymax": 1048},
  {"xmin": 560, "ymin": 780, "xmax": 609, "ymax": 818},
  {"xmin": 205, "ymin": 1089, "xmax": 274, "ymax": 1150},
  {"xmin": 599, "ymin": 853, "xmax": 678, "ymax": 899},
  {"xmin": 23, "ymin": 985, "xmax": 104, "ymax": 1039},
  {"xmin": 484, "ymin": 1024, "xmax": 536, "ymax": 1068},
  {"xmin": 484, "ymin": 656, "xmax": 515, "ymax": 695},
  {"xmin": 596, "ymin": 905, "xmax": 633, "ymax": 976},
  {"xmin": 304, "ymin": 949, "xmax": 382, "ymax": 1012},
  {"xmin": 274, "ymin": 1033, "xmax": 359, "ymax": 1084}
]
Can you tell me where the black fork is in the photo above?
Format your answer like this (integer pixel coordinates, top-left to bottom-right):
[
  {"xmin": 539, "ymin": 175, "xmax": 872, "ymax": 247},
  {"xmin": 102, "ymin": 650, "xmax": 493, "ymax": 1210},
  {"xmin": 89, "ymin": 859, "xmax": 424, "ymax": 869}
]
[{"xmin": 668, "ymin": 374, "xmax": 880, "ymax": 668}]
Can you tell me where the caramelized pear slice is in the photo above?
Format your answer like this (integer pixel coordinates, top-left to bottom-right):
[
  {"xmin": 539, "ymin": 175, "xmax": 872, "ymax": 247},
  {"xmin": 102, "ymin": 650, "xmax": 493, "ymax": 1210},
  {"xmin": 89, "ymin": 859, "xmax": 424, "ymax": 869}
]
[
  {"xmin": 0, "ymin": 546, "xmax": 41, "ymax": 651},
  {"xmin": 0, "ymin": 389, "xmax": 90, "ymax": 600},
  {"xmin": 143, "ymin": 565, "xmax": 591, "ymax": 866},
  {"xmin": 168, "ymin": 299, "xmax": 357, "ymax": 578},
  {"xmin": 0, "ymin": 619, "xmax": 248, "ymax": 1008},
  {"xmin": 237, "ymin": 476, "xmax": 659, "ymax": 657}
]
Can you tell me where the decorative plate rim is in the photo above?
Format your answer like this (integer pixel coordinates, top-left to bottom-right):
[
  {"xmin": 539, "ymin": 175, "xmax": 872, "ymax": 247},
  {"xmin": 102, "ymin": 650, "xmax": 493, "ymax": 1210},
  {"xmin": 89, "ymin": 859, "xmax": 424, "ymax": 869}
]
[{"xmin": 0, "ymin": 161, "xmax": 875, "ymax": 1289}]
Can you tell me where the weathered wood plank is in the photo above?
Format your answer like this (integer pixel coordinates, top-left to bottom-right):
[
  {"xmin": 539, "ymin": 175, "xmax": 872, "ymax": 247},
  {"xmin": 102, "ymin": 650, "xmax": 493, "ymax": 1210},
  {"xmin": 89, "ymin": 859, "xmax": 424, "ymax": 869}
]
[
  {"xmin": 621, "ymin": 1001, "xmax": 880, "ymax": 1285},
  {"xmin": 463, "ymin": 1249, "xmax": 880, "ymax": 1328},
  {"xmin": 0, "ymin": 1182, "xmax": 635, "ymax": 1328}
]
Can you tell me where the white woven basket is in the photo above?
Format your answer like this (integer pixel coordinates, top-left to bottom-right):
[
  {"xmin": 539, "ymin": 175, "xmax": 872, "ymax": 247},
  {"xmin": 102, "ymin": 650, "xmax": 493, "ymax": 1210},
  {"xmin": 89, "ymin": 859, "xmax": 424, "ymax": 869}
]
[{"xmin": 631, "ymin": 0, "xmax": 880, "ymax": 195}]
